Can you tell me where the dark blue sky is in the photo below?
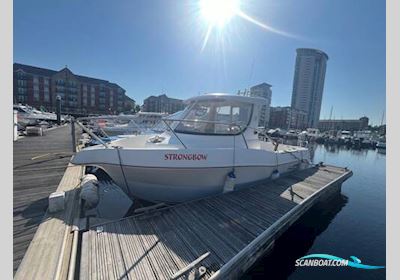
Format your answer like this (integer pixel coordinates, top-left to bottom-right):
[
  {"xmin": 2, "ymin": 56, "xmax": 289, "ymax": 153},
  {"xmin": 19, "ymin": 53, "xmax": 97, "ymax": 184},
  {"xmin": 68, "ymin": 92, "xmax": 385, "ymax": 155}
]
[{"xmin": 14, "ymin": 0, "xmax": 385, "ymax": 125}]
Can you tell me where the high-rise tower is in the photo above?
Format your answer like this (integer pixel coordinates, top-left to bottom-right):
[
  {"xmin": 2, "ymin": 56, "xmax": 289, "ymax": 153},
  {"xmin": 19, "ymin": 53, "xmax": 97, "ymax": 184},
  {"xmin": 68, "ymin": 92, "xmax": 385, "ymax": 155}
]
[
  {"xmin": 291, "ymin": 48, "xmax": 328, "ymax": 128},
  {"xmin": 250, "ymin": 83, "xmax": 272, "ymax": 128}
]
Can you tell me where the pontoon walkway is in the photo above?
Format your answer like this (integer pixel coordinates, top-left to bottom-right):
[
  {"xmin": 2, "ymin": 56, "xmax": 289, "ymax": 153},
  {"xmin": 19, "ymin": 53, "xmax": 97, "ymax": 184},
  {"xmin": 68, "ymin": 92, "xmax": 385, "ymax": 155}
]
[
  {"xmin": 80, "ymin": 165, "xmax": 352, "ymax": 279},
  {"xmin": 13, "ymin": 125, "xmax": 77, "ymax": 274}
]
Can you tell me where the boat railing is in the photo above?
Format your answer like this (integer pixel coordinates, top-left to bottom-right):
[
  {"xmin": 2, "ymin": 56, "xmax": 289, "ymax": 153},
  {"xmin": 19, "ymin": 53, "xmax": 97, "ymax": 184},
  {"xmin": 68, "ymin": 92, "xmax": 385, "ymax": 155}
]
[
  {"xmin": 74, "ymin": 119, "xmax": 109, "ymax": 148},
  {"xmin": 163, "ymin": 118, "xmax": 244, "ymax": 128}
]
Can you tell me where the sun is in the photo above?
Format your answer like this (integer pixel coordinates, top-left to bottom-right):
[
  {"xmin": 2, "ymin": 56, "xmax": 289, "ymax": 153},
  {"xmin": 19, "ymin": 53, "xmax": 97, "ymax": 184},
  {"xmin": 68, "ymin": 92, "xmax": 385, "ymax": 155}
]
[
  {"xmin": 199, "ymin": 0, "xmax": 240, "ymax": 28},
  {"xmin": 196, "ymin": 0, "xmax": 297, "ymax": 51}
]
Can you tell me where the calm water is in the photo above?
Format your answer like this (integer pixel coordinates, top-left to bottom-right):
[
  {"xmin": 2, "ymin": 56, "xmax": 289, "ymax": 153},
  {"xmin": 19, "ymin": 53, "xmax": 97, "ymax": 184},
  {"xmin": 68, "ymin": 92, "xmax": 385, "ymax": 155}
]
[{"xmin": 243, "ymin": 145, "xmax": 386, "ymax": 280}]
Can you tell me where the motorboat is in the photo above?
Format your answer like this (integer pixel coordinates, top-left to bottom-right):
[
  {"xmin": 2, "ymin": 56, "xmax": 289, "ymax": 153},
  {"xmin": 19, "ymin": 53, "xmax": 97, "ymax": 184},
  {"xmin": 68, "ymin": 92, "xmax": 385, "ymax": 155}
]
[
  {"xmin": 13, "ymin": 104, "xmax": 63, "ymax": 127},
  {"xmin": 305, "ymin": 128, "xmax": 324, "ymax": 143},
  {"xmin": 376, "ymin": 136, "xmax": 386, "ymax": 149},
  {"xmin": 71, "ymin": 93, "xmax": 312, "ymax": 203},
  {"xmin": 353, "ymin": 130, "xmax": 375, "ymax": 148},
  {"xmin": 87, "ymin": 112, "xmax": 169, "ymax": 136},
  {"xmin": 101, "ymin": 120, "xmax": 143, "ymax": 136},
  {"xmin": 337, "ymin": 130, "xmax": 352, "ymax": 146},
  {"xmin": 306, "ymin": 128, "xmax": 321, "ymax": 138},
  {"xmin": 338, "ymin": 130, "xmax": 352, "ymax": 140}
]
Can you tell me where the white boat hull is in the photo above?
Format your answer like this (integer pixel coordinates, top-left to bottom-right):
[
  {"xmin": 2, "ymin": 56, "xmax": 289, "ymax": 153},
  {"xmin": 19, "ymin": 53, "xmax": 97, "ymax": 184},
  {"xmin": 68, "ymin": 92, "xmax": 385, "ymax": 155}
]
[
  {"xmin": 79, "ymin": 160, "xmax": 304, "ymax": 203},
  {"xmin": 71, "ymin": 93, "xmax": 313, "ymax": 203}
]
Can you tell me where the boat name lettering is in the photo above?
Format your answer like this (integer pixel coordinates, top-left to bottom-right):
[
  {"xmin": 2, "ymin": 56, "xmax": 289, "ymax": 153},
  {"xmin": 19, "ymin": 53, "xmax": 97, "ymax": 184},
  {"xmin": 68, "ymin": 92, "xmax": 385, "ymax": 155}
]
[{"xmin": 164, "ymin": 153, "xmax": 208, "ymax": 160}]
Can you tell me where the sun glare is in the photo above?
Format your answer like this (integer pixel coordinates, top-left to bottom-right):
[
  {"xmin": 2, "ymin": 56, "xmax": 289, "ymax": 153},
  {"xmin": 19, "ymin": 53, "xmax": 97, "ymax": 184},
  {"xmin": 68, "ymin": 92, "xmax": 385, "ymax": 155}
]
[
  {"xmin": 197, "ymin": 0, "xmax": 298, "ymax": 51},
  {"xmin": 200, "ymin": 0, "xmax": 240, "ymax": 28}
]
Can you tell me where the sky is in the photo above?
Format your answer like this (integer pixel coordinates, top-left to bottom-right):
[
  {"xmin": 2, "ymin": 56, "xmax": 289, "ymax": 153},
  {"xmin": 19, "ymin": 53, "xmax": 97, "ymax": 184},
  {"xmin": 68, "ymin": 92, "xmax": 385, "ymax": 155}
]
[{"xmin": 14, "ymin": 0, "xmax": 386, "ymax": 125}]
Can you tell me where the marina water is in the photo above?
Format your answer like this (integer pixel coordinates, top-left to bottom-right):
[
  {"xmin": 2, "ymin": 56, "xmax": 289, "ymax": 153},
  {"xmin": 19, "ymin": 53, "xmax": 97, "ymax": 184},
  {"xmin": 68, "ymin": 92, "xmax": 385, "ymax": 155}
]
[{"xmin": 244, "ymin": 144, "xmax": 386, "ymax": 280}]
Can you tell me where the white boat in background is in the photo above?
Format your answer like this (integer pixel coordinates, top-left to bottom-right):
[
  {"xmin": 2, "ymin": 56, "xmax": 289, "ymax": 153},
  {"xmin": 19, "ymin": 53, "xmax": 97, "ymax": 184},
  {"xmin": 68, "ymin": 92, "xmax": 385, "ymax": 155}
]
[
  {"xmin": 101, "ymin": 120, "xmax": 143, "ymax": 136},
  {"xmin": 338, "ymin": 130, "xmax": 352, "ymax": 140},
  {"xmin": 89, "ymin": 112, "xmax": 169, "ymax": 136},
  {"xmin": 135, "ymin": 112, "xmax": 168, "ymax": 127},
  {"xmin": 376, "ymin": 136, "xmax": 386, "ymax": 149},
  {"xmin": 353, "ymin": 130, "xmax": 371, "ymax": 139},
  {"xmin": 337, "ymin": 130, "xmax": 352, "ymax": 145},
  {"xmin": 13, "ymin": 104, "xmax": 63, "ymax": 126},
  {"xmin": 72, "ymin": 93, "xmax": 312, "ymax": 203},
  {"xmin": 306, "ymin": 128, "xmax": 321, "ymax": 139}
]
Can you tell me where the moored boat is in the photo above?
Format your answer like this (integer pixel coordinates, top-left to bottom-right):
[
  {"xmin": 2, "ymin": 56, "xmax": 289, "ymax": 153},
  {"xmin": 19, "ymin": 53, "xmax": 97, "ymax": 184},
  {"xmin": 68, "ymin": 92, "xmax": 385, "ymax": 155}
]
[
  {"xmin": 376, "ymin": 136, "xmax": 386, "ymax": 149},
  {"xmin": 71, "ymin": 93, "xmax": 312, "ymax": 203}
]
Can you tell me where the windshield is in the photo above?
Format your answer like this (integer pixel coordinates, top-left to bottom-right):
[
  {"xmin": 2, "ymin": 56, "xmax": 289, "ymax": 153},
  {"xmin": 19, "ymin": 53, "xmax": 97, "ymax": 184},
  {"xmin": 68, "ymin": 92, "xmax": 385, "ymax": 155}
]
[{"xmin": 173, "ymin": 99, "xmax": 253, "ymax": 135}]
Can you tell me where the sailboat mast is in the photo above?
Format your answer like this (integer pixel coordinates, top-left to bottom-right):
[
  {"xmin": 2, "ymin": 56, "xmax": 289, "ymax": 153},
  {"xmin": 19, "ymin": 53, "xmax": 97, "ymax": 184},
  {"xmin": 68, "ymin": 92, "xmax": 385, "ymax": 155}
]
[{"xmin": 329, "ymin": 106, "xmax": 334, "ymax": 132}]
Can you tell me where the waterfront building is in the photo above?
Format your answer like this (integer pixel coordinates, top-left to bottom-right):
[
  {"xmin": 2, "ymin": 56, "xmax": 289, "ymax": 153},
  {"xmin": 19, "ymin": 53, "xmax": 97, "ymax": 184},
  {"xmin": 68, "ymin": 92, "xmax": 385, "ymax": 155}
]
[
  {"xmin": 318, "ymin": 117, "xmax": 369, "ymax": 132},
  {"xmin": 142, "ymin": 94, "xmax": 184, "ymax": 114},
  {"xmin": 13, "ymin": 63, "xmax": 132, "ymax": 115},
  {"xmin": 269, "ymin": 106, "xmax": 308, "ymax": 130},
  {"xmin": 249, "ymin": 83, "xmax": 272, "ymax": 128},
  {"xmin": 291, "ymin": 48, "xmax": 329, "ymax": 128}
]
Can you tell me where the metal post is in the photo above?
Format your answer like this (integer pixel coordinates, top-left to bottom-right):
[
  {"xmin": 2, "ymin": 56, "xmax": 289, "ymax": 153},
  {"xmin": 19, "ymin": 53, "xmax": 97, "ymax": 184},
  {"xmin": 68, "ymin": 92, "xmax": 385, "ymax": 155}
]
[
  {"xmin": 71, "ymin": 117, "xmax": 76, "ymax": 153},
  {"xmin": 56, "ymin": 95, "xmax": 61, "ymax": 125}
]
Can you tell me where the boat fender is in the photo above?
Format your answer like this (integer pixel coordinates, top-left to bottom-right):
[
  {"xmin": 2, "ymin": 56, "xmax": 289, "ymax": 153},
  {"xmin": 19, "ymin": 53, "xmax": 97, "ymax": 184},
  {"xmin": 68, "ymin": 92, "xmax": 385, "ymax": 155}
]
[
  {"xmin": 223, "ymin": 171, "xmax": 236, "ymax": 193},
  {"xmin": 81, "ymin": 174, "xmax": 98, "ymax": 186},
  {"xmin": 80, "ymin": 182, "xmax": 99, "ymax": 209},
  {"xmin": 271, "ymin": 170, "xmax": 280, "ymax": 180}
]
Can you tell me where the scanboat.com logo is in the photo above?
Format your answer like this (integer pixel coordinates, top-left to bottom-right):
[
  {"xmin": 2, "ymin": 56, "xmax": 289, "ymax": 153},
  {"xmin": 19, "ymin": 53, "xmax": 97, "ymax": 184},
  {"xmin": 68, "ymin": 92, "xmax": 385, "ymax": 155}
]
[{"xmin": 295, "ymin": 254, "xmax": 385, "ymax": 269}]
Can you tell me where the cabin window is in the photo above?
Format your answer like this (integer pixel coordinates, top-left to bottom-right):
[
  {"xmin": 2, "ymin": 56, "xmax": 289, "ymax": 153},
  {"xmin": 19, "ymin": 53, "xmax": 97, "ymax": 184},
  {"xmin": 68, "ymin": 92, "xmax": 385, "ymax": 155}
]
[{"xmin": 174, "ymin": 99, "xmax": 253, "ymax": 135}]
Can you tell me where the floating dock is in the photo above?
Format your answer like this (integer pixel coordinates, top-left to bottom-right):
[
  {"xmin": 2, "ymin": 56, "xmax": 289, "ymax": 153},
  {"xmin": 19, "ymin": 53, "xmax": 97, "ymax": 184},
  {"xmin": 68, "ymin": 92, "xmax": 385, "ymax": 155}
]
[
  {"xmin": 13, "ymin": 124, "xmax": 77, "ymax": 274},
  {"xmin": 79, "ymin": 165, "xmax": 351, "ymax": 280},
  {"xmin": 15, "ymin": 150, "xmax": 352, "ymax": 280}
]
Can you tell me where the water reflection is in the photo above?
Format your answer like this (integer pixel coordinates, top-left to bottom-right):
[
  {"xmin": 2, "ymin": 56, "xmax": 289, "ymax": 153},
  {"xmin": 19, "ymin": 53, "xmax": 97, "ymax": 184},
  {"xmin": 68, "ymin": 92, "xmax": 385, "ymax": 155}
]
[
  {"xmin": 244, "ymin": 144, "xmax": 385, "ymax": 280},
  {"xmin": 242, "ymin": 193, "xmax": 348, "ymax": 280},
  {"xmin": 276, "ymin": 139, "xmax": 379, "ymax": 162},
  {"xmin": 308, "ymin": 144, "xmax": 375, "ymax": 162}
]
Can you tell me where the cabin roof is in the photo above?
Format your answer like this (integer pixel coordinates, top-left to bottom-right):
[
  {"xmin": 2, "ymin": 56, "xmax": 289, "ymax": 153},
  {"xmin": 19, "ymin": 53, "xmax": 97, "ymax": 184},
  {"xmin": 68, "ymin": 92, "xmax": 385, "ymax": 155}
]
[{"xmin": 185, "ymin": 93, "xmax": 266, "ymax": 105}]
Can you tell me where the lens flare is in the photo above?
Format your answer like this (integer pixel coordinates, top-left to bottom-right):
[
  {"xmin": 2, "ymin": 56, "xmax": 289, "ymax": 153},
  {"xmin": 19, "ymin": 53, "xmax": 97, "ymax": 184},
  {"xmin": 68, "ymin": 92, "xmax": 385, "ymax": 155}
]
[
  {"xmin": 199, "ymin": 0, "xmax": 240, "ymax": 28},
  {"xmin": 197, "ymin": 0, "xmax": 299, "ymax": 50}
]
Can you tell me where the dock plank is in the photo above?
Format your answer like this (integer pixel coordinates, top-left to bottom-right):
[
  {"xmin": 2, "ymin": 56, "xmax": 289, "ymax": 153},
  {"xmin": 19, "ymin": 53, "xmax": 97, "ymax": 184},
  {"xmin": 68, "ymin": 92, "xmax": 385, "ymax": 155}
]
[
  {"xmin": 80, "ymin": 165, "xmax": 352, "ymax": 280},
  {"xmin": 13, "ymin": 125, "xmax": 78, "ymax": 275}
]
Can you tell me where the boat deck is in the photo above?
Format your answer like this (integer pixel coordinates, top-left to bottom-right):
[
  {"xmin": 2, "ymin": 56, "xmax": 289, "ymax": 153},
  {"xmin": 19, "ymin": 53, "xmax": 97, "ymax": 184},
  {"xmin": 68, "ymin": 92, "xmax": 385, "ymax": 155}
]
[
  {"xmin": 80, "ymin": 165, "xmax": 352, "ymax": 279},
  {"xmin": 13, "ymin": 125, "xmax": 75, "ymax": 274}
]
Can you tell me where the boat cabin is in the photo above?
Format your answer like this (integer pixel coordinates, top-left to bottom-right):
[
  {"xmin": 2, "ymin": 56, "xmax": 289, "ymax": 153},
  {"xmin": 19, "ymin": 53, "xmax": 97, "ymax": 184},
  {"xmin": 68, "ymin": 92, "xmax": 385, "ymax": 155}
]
[{"xmin": 167, "ymin": 93, "xmax": 263, "ymax": 137}]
